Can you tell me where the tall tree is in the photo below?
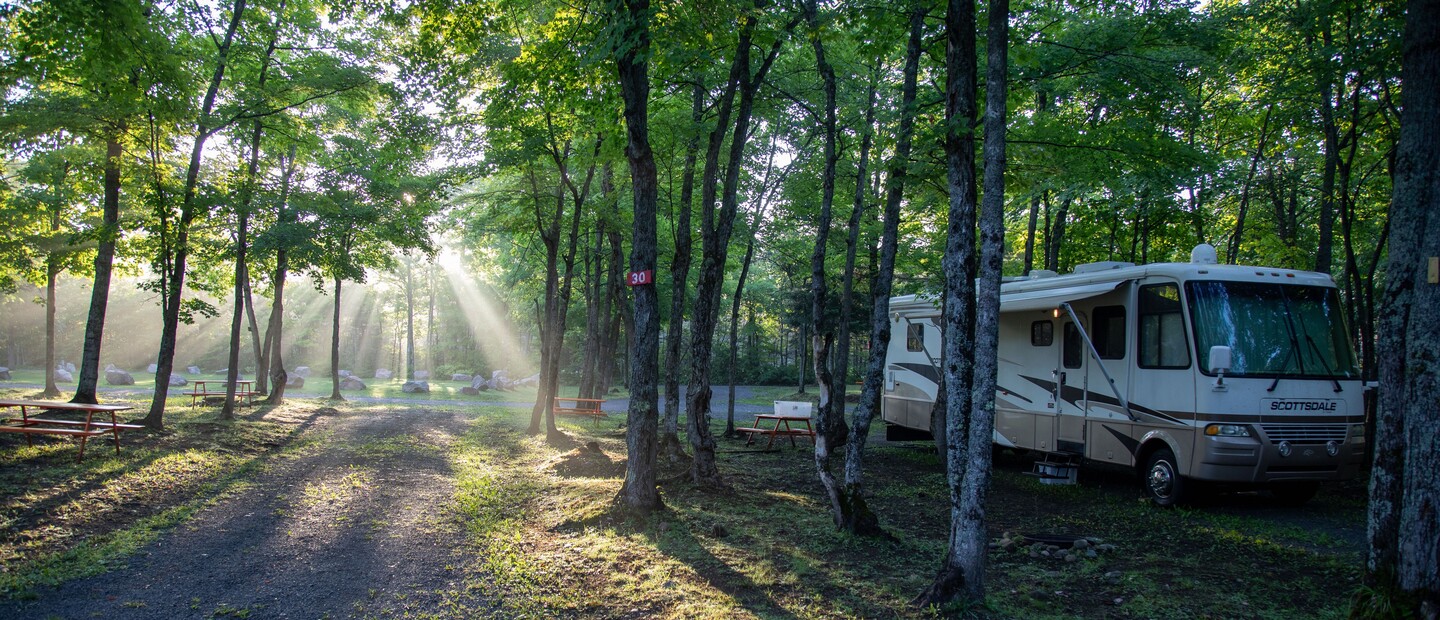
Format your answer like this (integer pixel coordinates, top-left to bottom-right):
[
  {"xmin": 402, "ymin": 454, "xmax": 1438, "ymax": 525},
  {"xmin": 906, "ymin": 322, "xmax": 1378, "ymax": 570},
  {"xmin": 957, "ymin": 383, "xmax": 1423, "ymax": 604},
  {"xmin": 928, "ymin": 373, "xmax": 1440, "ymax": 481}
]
[
  {"xmin": 612, "ymin": 0, "xmax": 664, "ymax": 514},
  {"xmin": 1358, "ymin": 0, "xmax": 1440, "ymax": 615},
  {"xmin": 142, "ymin": 0, "xmax": 248, "ymax": 429},
  {"xmin": 842, "ymin": 2, "xmax": 928, "ymax": 536}
]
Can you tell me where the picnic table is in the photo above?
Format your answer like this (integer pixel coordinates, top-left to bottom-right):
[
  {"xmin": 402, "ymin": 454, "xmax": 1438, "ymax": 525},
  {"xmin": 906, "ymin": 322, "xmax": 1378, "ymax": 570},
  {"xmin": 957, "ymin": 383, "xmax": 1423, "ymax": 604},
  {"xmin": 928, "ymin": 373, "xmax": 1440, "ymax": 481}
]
[
  {"xmin": 736, "ymin": 401, "xmax": 816, "ymax": 450},
  {"xmin": 553, "ymin": 397, "xmax": 607, "ymax": 425},
  {"xmin": 0, "ymin": 399, "xmax": 141, "ymax": 461},
  {"xmin": 186, "ymin": 379, "xmax": 258, "ymax": 407}
]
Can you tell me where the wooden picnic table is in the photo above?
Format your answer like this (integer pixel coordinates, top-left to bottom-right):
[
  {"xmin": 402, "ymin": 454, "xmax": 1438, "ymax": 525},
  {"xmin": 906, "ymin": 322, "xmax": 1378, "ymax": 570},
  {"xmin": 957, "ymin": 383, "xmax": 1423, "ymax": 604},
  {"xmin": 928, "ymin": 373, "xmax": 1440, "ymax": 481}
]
[
  {"xmin": 553, "ymin": 397, "xmax": 607, "ymax": 425},
  {"xmin": 186, "ymin": 379, "xmax": 258, "ymax": 407},
  {"xmin": 736, "ymin": 414, "xmax": 816, "ymax": 450},
  {"xmin": 0, "ymin": 399, "xmax": 141, "ymax": 461}
]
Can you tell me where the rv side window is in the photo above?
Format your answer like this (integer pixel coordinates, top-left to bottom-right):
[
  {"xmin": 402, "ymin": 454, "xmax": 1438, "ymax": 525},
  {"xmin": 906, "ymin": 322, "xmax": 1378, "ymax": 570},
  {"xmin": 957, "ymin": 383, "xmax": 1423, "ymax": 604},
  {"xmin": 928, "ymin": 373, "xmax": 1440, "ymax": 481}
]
[
  {"xmin": 906, "ymin": 323, "xmax": 924, "ymax": 352},
  {"xmin": 1092, "ymin": 305, "xmax": 1126, "ymax": 359},
  {"xmin": 1031, "ymin": 321, "xmax": 1053, "ymax": 346},
  {"xmin": 1139, "ymin": 284, "xmax": 1189, "ymax": 368},
  {"xmin": 1063, "ymin": 323, "xmax": 1082, "ymax": 368}
]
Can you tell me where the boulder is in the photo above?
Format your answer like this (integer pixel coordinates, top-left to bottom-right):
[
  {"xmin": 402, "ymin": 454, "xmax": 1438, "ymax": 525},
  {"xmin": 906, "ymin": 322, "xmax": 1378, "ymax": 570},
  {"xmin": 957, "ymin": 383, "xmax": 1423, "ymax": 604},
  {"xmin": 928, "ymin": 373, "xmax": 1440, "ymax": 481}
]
[
  {"xmin": 55, "ymin": 368, "xmax": 74, "ymax": 383},
  {"xmin": 460, "ymin": 386, "xmax": 480, "ymax": 396},
  {"xmin": 187, "ymin": 366, "xmax": 201, "ymax": 375},
  {"xmin": 105, "ymin": 369, "xmax": 135, "ymax": 385},
  {"xmin": 0, "ymin": 367, "xmax": 10, "ymax": 380},
  {"xmin": 470, "ymin": 376, "xmax": 491, "ymax": 391},
  {"xmin": 148, "ymin": 363, "xmax": 159, "ymax": 373},
  {"xmin": 338, "ymin": 369, "xmax": 352, "ymax": 378},
  {"xmin": 106, "ymin": 363, "xmax": 118, "ymax": 371},
  {"xmin": 374, "ymin": 368, "xmax": 393, "ymax": 380},
  {"xmin": 339, "ymin": 376, "xmax": 366, "ymax": 390},
  {"xmin": 168, "ymin": 374, "xmax": 188, "ymax": 387},
  {"xmin": 64, "ymin": 361, "xmax": 76, "ymax": 373},
  {"xmin": 293, "ymin": 366, "xmax": 311, "ymax": 378},
  {"xmin": 401, "ymin": 380, "xmax": 430, "ymax": 393},
  {"xmin": 285, "ymin": 376, "xmax": 305, "ymax": 389},
  {"xmin": 452, "ymin": 373, "xmax": 473, "ymax": 382},
  {"xmin": 413, "ymin": 370, "xmax": 430, "ymax": 380},
  {"xmin": 517, "ymin": 373, "xmax": 540, "ymax": 387}
]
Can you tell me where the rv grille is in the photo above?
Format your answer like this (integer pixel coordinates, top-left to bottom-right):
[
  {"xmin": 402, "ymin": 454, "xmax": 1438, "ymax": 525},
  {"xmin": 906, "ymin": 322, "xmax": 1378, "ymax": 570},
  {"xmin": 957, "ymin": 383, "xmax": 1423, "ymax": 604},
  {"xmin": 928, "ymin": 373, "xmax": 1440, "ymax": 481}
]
[{"xmin": 1261, "ymin": 424, "xmax": 1347, "ymax": 444}]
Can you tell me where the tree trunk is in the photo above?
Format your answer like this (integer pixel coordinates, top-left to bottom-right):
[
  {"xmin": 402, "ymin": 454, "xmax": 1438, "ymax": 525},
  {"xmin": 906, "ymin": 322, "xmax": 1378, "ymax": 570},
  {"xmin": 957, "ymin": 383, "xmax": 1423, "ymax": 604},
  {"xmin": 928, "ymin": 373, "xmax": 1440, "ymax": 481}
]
[
  {"xmin": 660, "ymin": 80, "xmax": 705, "ymax": 466},
  {"xmin": 1360, "ymin": 0, "xmax": 1440, "ymax": 615},
  {"xmin": 842, "ymin": 3, "xmax": 926, "ymax": 537},
  {"xmin": 801, "ymin": 0, "xmax": 851, "ymax": 530},
  {"xmin": 1044, "ymin": 197, "xmax": 1070, "ymax": 272},
  {"xmin": 72, "ymin": 133, "xmax": 123, "ymax": 405},
  {"xmin": 405, "ymin": 258, "xmax": 416, "ymax": 381},
  {"xmin": 143, "ymin": 0, "xmax": 247, "ymax": 429},
  {"xmin": 687, "ymin": 6, "xmax": 775, "ymax": 488},
  {"xmin": 614, "ymin": 0, "xmax": 663, "ymax": 514},
  {"xmin": 43, "ymin": 260, "xmax": 60, "ymax": 398},
  {"xmin": 329, "ymin": 276, "xmax": 344, "ymax": 401},
  {"xmin": 262, "ymin": 146, "xmax": 298, "ymax": 405},
  {"xmin": 915, "ymin": 0, "xmax": 987, "ymax": 606}
]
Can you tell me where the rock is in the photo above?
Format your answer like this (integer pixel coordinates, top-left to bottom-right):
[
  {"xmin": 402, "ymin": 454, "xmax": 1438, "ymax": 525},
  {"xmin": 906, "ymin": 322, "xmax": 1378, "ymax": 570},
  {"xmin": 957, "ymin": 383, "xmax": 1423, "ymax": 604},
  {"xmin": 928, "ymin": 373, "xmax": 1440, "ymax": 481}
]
[
  {"xmin": 374, "ymin": 368, "xmax": 393, "ymax": 380},
  {"xmin": 285, "ymin": 376, "xmax": 305, "ymax": 389},
  {"xmin": 401, "ymin": 380, "xmax": 430, "ymax": 393},
  {"xmin": 517, "ymin": 373, "xmax": 540, "ymax": 387},
  {"xmin": 1097, "ymin": 543, "xmax": 1117, "ymax": 553},
  {"xmin": 471, "ymin": 375, "xmax": 490, "ymax": 391},
  {"xmin": 1065, "ymin": 553, "xmax": 1079, "ymax": 563},
  {"xmin": 105, "ymin": 369, "xmax": 135, "ymax": 385},
  {"xmin": 187, "ymin": 366, "xmax": 201, "ymax": 375},
  {"xmin": 1073, "ymin": 538, "xmax": 1090, "ymax": 550},
  {"xmin": 168, "ymin": 374, "xmax": 188, "ymax": 387},
  {"xmin": 460, "ymin": 386, "xmax": 479, "ymax": 396},
  {"xmin": 64, "ymin": 361, "xmax": 76, "ymax": 373},
  {"xmin": 1085, "ymin": 549, "xmax": 1098, "ymax": 559},
  {"xmin": 413, "ymin": 370, "xmax": 430, "ymax": 380},
  {"xmin": 148, "ymin": 363, "xmax": 159, "ymax": 373},
  {"xmin": 452, "ymin": 373, "xmax": 472, "ymax": 382},
  {"xmin": 55, "ymin": 368, "xmax": 74, "ymax": 383},
  {"xmin": 338, "ymin": 369, "xmax": 351, "ymax": 378},
  {"xmin": 339, "ymin": 376, "xmax": 366, "ymax": 390},
  {"xmin": 293, "ymin": 366, "xmax": 311, "ymax": 378},
  {"xmin": 0, "ymin": 367, "xmax": 10, "ymax": 380}
]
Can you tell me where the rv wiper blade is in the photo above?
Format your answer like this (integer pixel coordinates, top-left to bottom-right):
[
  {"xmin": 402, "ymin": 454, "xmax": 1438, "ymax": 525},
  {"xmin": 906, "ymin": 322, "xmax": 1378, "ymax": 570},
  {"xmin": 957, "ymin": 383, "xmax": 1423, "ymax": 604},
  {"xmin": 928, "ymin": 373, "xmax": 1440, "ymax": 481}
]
[
  {"xmin": 1268, "ymin": 376, "xmax": 1281, "ymax": 392},
  {"xmin": 1304, "ymin": 334, "xmax": 1343, "ymax": 393}
]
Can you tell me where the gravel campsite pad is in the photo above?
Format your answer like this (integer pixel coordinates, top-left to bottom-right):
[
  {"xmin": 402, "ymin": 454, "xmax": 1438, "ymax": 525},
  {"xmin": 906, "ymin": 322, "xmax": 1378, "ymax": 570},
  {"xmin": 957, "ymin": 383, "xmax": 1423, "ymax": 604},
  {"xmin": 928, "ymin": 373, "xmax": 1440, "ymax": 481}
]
[{"xmin": 0, "ymin": 406, "xmax": 492, "ymax": 619}]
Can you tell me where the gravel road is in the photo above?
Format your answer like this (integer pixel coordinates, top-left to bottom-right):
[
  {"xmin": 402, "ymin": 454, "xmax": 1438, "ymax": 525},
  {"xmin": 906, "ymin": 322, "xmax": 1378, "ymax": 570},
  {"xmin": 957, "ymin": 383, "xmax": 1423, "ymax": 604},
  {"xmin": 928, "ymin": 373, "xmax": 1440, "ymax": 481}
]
[{"xmin": 0, "ymin": 406, "xmax": 493, "ymax": 619}]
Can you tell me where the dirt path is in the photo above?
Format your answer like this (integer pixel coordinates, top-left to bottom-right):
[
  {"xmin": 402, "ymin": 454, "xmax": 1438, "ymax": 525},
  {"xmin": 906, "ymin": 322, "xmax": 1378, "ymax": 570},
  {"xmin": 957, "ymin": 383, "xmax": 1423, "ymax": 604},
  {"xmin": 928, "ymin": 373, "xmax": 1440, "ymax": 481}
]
[{"xmin": 0, "ymin": 406, "xmax": 491, "ymax": 619}]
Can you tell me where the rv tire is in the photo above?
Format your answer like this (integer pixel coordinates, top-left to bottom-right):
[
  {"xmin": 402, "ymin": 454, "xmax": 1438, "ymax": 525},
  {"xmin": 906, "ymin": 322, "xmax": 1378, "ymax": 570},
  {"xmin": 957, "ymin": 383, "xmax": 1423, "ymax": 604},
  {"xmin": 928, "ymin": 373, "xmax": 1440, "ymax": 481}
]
[{"xmin": 1143, "ymin": 448, "xmax": 1185, "ymax": 507}]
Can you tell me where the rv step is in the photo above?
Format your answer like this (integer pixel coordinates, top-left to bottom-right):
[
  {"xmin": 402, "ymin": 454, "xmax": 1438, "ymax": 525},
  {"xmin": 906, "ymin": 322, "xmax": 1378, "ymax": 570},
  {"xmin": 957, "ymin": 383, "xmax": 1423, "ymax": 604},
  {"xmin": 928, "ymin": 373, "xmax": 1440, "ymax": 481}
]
[{"xmin": 1022, "ymin": 471, "xmax": 1073, "ymax": 480}]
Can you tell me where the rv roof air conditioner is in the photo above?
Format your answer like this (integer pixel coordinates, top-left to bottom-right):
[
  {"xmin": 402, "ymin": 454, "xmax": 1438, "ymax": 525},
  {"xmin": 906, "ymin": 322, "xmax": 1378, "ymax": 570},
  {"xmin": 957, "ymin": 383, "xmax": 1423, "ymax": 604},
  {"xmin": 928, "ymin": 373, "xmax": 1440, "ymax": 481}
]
[
  {"xmin": 1072, "ymin": 261, "xmax": 1135, "ymax": 274},
  {"xmin": 1191, "ymin": 243, "xmax": 1219, "ymax": 265}
]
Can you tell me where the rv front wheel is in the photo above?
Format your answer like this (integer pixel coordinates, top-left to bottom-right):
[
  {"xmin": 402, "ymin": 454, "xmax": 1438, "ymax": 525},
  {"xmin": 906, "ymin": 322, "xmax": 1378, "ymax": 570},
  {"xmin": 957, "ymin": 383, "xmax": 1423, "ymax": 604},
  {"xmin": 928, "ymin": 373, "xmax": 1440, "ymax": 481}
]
[{"xmin": 1143, "ymin": 448, "xmax": 1186, "ymax": 507}]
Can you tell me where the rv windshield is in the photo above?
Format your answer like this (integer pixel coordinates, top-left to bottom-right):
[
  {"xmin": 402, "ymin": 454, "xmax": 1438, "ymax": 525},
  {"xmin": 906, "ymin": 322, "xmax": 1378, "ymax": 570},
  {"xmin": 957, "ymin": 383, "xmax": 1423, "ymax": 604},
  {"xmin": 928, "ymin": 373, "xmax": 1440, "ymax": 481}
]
[{"xmin": 1187, "ymin": 281, "xmax": 1360, "ymax": 379}]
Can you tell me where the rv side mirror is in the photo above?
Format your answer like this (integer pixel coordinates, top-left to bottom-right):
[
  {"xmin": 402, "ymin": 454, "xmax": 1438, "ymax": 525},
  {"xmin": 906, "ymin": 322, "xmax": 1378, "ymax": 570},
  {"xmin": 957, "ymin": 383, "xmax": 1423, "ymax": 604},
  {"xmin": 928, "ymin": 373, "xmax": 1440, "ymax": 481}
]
[{"xmin": 1209, "ymin": 345, "xmax": 1233, "ymax": 374}]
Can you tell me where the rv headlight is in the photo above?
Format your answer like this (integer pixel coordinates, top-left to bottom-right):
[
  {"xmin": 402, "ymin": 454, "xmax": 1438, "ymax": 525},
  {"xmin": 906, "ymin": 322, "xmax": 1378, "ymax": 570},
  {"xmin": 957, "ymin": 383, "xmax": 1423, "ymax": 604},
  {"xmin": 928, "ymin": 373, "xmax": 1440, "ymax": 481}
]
[{"xmin": 1204, "ymin": 424, "xmax": 1252, "ymax": 438}]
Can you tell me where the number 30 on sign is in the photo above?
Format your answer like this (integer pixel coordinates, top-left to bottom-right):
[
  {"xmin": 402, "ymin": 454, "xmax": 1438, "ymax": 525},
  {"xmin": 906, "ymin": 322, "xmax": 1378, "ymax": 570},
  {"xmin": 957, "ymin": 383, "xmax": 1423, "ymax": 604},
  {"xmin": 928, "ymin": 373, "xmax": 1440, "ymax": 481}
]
[{"xmin": 626, "ymin": 270, "xmax": 654, "ymax": 286}]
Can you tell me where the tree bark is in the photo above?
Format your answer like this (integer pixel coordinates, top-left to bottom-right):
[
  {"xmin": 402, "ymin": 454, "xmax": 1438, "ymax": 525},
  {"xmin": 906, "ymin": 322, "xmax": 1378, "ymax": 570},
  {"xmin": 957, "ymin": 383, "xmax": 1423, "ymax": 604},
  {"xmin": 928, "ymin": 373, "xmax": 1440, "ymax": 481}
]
[
  {"xmin": 329, "ymin": 276, "xmax": 344, "ymax": 400},
  {"xmin": 660, "ymin": 80, "xmax": 705, "ymax": 466},
  {"xmin": 262, "ymin": 145, "xmax": 298, "ymax": 405},
  {"xmin": 72, "ymin": 133, "xmax": 123, "ymax": 404},
  {"xmin": 915, "ymin": 0, "xmax": 989, "ymax": 606},
  {"xmin": 614, "ymin": 0, "xmax": 663, "ymax": 514},
  {"xmin": 842, "ymin": 3, "xmax": 926, "ymax": 537},
  {"xmin": 1360, "ymin": 0, "xmax": 1440, "ymax": 615},
  {"xmin": 43, "ymin": 259, "xmax": 60, "ymax": 398},
  {"xmin": 143, "ymin": 0, "xmax": 247, "ymax": 429}
]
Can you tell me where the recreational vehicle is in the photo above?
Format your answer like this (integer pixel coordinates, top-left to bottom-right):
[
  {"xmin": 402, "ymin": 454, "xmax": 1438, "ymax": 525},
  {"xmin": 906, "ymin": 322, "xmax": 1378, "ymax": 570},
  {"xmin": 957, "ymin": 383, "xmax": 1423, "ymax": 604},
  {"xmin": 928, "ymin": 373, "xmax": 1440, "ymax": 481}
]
[{"xmin": 882, "ymin": 244, "xmax": 1366, "ymax": 506}]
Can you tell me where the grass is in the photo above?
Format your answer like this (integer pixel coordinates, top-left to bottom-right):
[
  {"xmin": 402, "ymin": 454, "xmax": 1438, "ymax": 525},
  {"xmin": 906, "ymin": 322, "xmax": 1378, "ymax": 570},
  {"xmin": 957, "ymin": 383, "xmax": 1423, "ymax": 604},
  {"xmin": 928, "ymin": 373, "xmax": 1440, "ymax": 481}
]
[{"xmin": 0, "ymin": 382, "xmax": 1369, "ymax": 618}]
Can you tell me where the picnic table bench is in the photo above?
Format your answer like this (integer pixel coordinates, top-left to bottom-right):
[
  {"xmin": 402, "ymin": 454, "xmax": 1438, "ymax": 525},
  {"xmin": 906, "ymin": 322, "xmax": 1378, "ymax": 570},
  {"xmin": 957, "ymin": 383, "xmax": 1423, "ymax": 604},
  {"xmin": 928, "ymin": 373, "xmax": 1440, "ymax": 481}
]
[
  {"xmin": 186, "ymin": 379, "xmax": 260, "ymax": 407},
  {"xmin": 736, "ymin": 401, "xmax": 816, "ymax": 450},
  {"xmin": 0, "ymin": 399, "xmax": 141, "ymax": 461},
  {"xmin": 554, "ymin": 397, "xmax": 607, "ymax": 425}
]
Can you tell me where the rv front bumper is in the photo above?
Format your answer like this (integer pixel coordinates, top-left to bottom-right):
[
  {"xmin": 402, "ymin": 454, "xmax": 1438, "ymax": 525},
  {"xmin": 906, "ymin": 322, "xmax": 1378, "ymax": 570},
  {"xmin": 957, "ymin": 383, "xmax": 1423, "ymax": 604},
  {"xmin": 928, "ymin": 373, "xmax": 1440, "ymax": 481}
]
[{"xmin": 1191, "ymin": 424, "xmax": 1366, "ymax": 483}]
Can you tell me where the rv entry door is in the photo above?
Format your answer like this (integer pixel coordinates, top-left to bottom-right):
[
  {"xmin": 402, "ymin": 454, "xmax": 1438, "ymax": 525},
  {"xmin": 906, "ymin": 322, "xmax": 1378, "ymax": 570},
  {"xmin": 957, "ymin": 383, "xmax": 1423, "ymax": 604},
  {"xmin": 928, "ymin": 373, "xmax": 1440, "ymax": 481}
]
[{"xmin": 1057, "ymin": 318, "xmax": 1088, "ymax": 454}]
